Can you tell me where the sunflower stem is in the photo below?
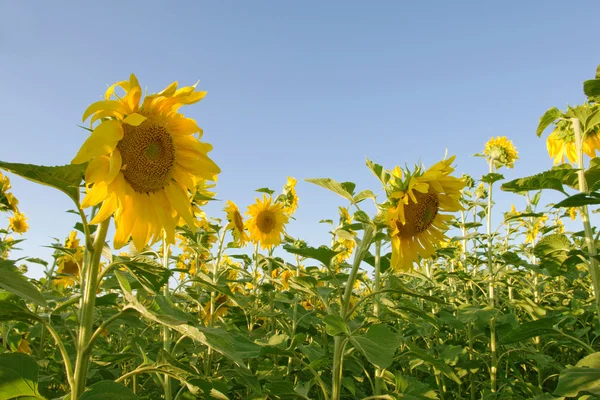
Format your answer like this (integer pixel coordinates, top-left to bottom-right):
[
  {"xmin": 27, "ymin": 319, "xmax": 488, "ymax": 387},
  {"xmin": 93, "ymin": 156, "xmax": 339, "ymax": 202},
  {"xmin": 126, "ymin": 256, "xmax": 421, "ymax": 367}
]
[
  {"xmin": 373, "ymin": 239, "xmax": 383, "ymax": 396},
  {"xmin": 205, "ymin": 229, "xmax": 227, "ymax": 376},
  {"xmin": 71, "ymin": 218, "xmax": 110, "ymax": 399},
  {"xmin": 161, "ymin": 237, "xmax": 173, "ymax": 400},
  {"xmin": 486, "ymin": 159, "xmax": 498, "ymax": 393},
  {"xmin": 572, "ymin": 117, "xmax": 600, "ymax": 322}
]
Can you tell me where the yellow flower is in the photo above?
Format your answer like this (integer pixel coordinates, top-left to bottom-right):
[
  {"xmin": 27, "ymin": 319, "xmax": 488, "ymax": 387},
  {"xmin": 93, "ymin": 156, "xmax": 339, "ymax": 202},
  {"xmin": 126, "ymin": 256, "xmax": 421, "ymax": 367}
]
[
  {"xmin": 334, "ymin": 237, "xmax": 356, "ymax": 263},
  {"xmin": 484, "ymin": 136, "xmax": 519, "ymax": 168},
  {"xmin": 9, "ymin": 212, "xmax": 28, "ymax": 234},
  {"xmin": 5, "ymin": 192, "xmax": 18, "ymax": 212},
  {"xmin": 72, "ymin": 74, "xmax": 220, "ymax": 250},
  {"xmin": 281, "ymin": 177, "xmax": 299, "ymax": 216},
  {"xmin": 386, "ymin": 156, "xmax": 465, "ymax": 271},
  {"xmin": 0, "ymin": 173, "xmax": 10, "ymax": 192},
  {"xmin": 245, "ymin": 195, "xmax": 289, "ymax": 250},
  {"xmin": 525, "ymin": 216, "xmax": 547, "ymax": 244},
  {"xmin": 546, "ymin": 120, "xmax": 600, "ymax": 165},
  {"xmin": 203, "ymin": 294, "xmax": 229, "ymax": 324},
  {"xmin": 17, "ymin": 338, "xmax": 31, "ymax": 355},
  {"xmin": 224, "ymin": 200, "xmax": 248, "ymax": 246},
  {"xmin": 55, "ymin": 231, "xmax": 84, "ymax": 287},
  {"xmin": 569, "ymin": 207, "xmax": 578, "ymax": 220},
  {"xmin": 339, "ymin": 206, "xmax": 352, "ymax": 226}
]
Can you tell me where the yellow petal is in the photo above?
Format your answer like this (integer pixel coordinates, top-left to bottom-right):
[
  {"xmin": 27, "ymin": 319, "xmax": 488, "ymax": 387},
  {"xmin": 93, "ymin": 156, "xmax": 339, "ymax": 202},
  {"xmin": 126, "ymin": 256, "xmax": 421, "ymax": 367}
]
[
  {"xmin": 168, "ymin": 117, "xmax": 202, "ymax": 136},
  {"xmin": 105, "ymin": 80, "xmax": 130, "ymax": 100},
  {"xmin": 124, "ymin": 74, "xmax": 142, "ymax": 112},
  {"xmin": 177, "ymin": 152, "xmax": 221, "ymax": 179},
  {"xmin": 89, "ymin": 194, "xmax": 118, "ymax": 224},
  {"xmin": 82, "ymin": 100, "xmax": 129, "ymax": 122},
  {"xmin": 81, "ymin": 182, "xmax": 108, "ymax": 208},
  {"xmin": 84, "ymin": 156, "xmax": 110, "ymax": 184},
  {"xmin": 123, "ymin": 113, "xmax": 147, "ymax": 126},
  {"xmin": 72, "ymin": 120, "xmax": 124, "ymax": 164},
  {"xmin": 164, "ymin": 182, "xmax": 195, "ymax": 229},
  {"xmin": 106, "ymin": 150, "xmax": 122, "ymax": 184}
]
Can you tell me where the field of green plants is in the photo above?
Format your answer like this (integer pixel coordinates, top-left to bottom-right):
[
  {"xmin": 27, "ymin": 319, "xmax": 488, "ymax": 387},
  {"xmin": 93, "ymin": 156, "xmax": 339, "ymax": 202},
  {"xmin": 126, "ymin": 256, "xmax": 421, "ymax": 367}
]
[{"xmin": 1, "ymin": 65, "xmax": 600, "ymax": 400}]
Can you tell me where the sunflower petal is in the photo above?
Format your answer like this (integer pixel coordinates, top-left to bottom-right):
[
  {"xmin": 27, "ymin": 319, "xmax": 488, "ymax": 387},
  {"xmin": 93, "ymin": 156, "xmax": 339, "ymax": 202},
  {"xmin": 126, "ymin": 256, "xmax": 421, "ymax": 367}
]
[
  {"xmin": 82, "ymin": 100, "xmax": 129, "ymax": 122},
  {"xmin": 164, "ymin": 182, "xmax": 195, "ymax": 229},
  {"xmin": 89, "ymin": 194, "xmax": 118, "ymax": 225},
  {"xmin": 72, "ymin": 120, "xmax": 124, "ymax": 164},
  {"xmin": 123, "ymin": 113, "xmax": 147, "ymax": 126}
]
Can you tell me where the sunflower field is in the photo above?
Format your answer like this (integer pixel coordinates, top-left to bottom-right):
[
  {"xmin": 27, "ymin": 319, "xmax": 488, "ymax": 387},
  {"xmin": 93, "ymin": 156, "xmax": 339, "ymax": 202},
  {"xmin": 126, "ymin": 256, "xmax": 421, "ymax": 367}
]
[{"xmin": 1, "ymin": 65, "xmax": 600, "ymax": 400}]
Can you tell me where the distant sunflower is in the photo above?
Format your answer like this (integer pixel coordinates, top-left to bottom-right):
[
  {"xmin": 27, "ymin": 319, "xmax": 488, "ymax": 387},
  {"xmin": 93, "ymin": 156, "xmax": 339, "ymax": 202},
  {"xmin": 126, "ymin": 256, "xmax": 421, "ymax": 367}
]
[
  {"xmin": 246, "ymin": 195, "xmax": 289, "ymax": 250},
  {"xmin": 484, "ymin": 136, "xmax": 519, "ymax": 169},
  {"xmin": 386, "ymin": 156, "xmax": 465, "ymax": 271},
  {"xmin": 224, "ymin": 200, "xmax": 248, "ymax": 246},
  {"xmin": 55, "ymin": 231, "xmax": 84, "ymax": 287},
  {"xmin": 280, "ymin": 177, "xmax": 299, "ymax": 216},
  {"xmin": 72, "ymin": 74, "xmax": 220, "ymax": 249},
  {"xmin": 9, "ymin": 212, "xmax": 28, "ymax": 234}
]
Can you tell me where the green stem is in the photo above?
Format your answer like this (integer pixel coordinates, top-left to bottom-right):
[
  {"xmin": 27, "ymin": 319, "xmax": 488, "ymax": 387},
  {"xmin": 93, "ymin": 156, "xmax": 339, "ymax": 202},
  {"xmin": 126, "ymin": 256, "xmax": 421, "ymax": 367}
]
[
  {"xmin": 486, "ymin": 159, "xmax": 498, "ymax": 393},
  {"xmin": 71, "ymin": 218, "xmax": 110, "ymax": 399},
  {"xmin": 572, "ymin": 117, "xmax": 600, "ymax": 321},
  {"xmin": 205, "ymin": 229, "xmax": 227, "ymax": 376},
  {"xmin": 373, "ymin": 240, "xmax": 382, "ymax": 396},
  {"xmin": 161, "ymin": 237, "xmax": 172, "ymax": 400}
]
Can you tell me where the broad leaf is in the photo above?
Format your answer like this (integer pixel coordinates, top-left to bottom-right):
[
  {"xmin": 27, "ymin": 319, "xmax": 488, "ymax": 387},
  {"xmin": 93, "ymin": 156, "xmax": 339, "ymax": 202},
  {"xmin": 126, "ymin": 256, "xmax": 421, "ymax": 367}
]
[
  {"xmin": 350, "ymin": 324, "xmax": 400, "ymax": 369},
  {"xmin": 584, "ymin": 78, "xmax": 600, "ymax": 99},
  {"xmin": 501, "ymin": 166, "xmax": 576, "ymax": 195},
  {"xmin": 0, "ymin": 352, "xmax": 44, "ymax": 399},
  {"xmin": 536, "ymin": 107, "xmax": 562, "ymax": 137},
  {"xmin": 114, "ymin": 257, "xmax": 171, "ymax": 294},
  {"xmin": 79, "ymin": 381, "xmax": 138, "ymax": 400},
  {"xmin": 323, "ymin": 314, "xmax": 347, "ymax": 336},
  {"xmin": 554, "ymin": 192, "xmax": 600, "ymax": 208},
  {"xmin": 0, "ymin": 161, "xmax": 85, "ymax": 204},
  {"xmin": 305, "ymin": 178, "xmax": 354, "ymax": 202},
  {"xmin": 500, "ymin": 317, "xmax": 559, "ymax": 344},
  {"xmin": 0, "ymin": 260, "xmax": 46, "ymax": 306},
  {"xmin": 283, "ymin": 245, "xmax": 338, "ymax": 266}
]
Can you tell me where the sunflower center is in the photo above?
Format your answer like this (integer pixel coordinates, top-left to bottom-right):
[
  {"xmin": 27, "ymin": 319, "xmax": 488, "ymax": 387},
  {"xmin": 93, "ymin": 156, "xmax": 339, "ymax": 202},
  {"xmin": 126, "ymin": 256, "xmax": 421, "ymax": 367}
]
[
  {"xmin": 257, "ymin": 211, "xmax": 276, "ymax": 233},
  {"xmin": 118, "ymin": 119, "xmax": 176, "ymax": 193},
  {"xmin": 233, "ymin": 211, "xmax": 245, "ymax": 232},
  {"xmin": 395, "ymin": 192, "xmax": 439, "ymax": 238}
]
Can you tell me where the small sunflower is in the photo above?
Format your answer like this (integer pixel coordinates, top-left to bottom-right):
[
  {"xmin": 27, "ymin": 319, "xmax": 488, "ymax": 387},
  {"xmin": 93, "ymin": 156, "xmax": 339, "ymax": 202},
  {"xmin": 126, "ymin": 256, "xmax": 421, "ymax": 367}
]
[
  {"xmin": 72, "ymin": 74, "xmax": 220, "ymax": 250},
  {"xmin": 246, "ymin": 195, "xmax": 289, "ymax": 250},
  {"xmin": 546, "ymin": 120, "xmax": 600, "ymax": 165},
  {"xmin": 385, "ymin": 156, "xmax": 465, "ymax": 271},
  {"xmin": 55, "ymin": 231, "xmax": 84, "ymax": 287},
  {"xmin": 339, "ymin": 206, "xmax": 352, "ymax": 226},
  {"xmin": 224, "ymin": 200, "xmax": 248, "ymax": 246},
  {"xmin": 0, "ymin": 173, "xmax": 10, "ymax": 192},
  {"xmin": 484, "ymin": 136, "xmax": 519, "ymax": 169},
  {"xmin": 280, "ymin": 177, "xmax": 299, "ymax": 216},
  {"xmin": 569, "ymin": 207, "xmax": 578, "ymax": 220},
  {"xmin": 9, "ymin": 212, "xmax": 28, "ymax": 234}
]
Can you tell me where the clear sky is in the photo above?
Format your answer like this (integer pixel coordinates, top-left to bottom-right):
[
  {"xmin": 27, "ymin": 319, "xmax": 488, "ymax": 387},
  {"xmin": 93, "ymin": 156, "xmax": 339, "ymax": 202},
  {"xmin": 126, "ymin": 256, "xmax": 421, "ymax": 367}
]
[{"xmin": 1, "ymin": 1, "xmax": 599, "ymax": 277}]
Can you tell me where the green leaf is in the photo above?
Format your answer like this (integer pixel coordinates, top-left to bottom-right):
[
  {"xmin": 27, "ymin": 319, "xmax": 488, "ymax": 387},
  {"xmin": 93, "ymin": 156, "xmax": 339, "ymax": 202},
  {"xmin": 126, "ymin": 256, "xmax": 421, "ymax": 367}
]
[
  {"xmin": 480, "ymin": 173, "xmax": 504, "ymax": 185},
  {"xmin": 283, "ymin": 244, "xmax": 338, "ymax": 266},
  {"xmin": 354, "ymin": 189, "xmax": 376, "ymax": 203},
  {"xmin": 0, "ymin": 161, "xmax": 85, "ymax": 204},
  {"xmin": 499, "ymin": 317, "xmax": 559, "ymax": 344},
  {"xmin": 121, "ymin": 291, "xmax": 261, "ymax": 367},
  {"xmin": 323, "ymin": 314, "xmax": 348, "ymax": 336},
  {"xmin": 366, "ymin": 158, "xmax": 389, "ymax": 185},
  {"xmin": 534, "ymin": 234, "xmax": 574, "ymax": 276},
  {"xmin": 305, "ymin": 178, "xmax": 354, "ymax": 202},
  {"xmin": 584, "ymin": 79, "xmax": 600, "ymax": 99},
  {"xmin": 0, "ymin": 260, "xmax": 46, "ymax": 306},
  {"xmin": 353, "ymin": 210, "xmax": 371, "ymax": 224},
  {"xmin": 537, "ymin": 107, "xmax": 562, "ymax": 137},
  {"xmin": 0, "ymin": 352, "xmax": 44, "ymax": 399},
  {"xmin": 79, "ymin": 381, "xmax": 138, "ymax": 400},
  {"xmin": 115, "ymin": 257, "xmax": 171, "ymax": 294},
  {"xmin": 350, "ymin": 324, "xmax": 400, "ymax": 369},
  {"xmin": 555, "ymin": 364, "xmax": 600, "ymax": 397},
  {"xmin": 501, "ymin": 166, "xmax": 576, "ymax": 195},
  {"xmin": 554, "ymin": 193, "xmax": 600, "ymax": 208},
  {"xmin": 0, "ymin": 301, "xmax": 42, "ymax": 324},
  {"xmin": 255, "ymin": 187, "xmax": 275, "ymax": 196}
]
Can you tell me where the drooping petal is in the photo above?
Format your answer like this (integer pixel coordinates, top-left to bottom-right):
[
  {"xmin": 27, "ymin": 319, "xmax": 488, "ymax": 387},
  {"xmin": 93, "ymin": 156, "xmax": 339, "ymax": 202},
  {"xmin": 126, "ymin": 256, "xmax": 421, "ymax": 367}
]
[
  {"xmin": 81, "ymin": 182, "xmax": 109, "ymax": 208},
  {"xmin": 89, "ymin": 193, "xmax": 118, "ymax": 224},
  {"xmin": 82, "ymin": 100, "xmax": 129, "ymax": 123},
  {"xmin": 84, "ymin": 155, "xmax": 110, "ymax": 184},
  {"xmin": 72, "ymin": 120, "xmax": 124, "ymax": 164},
  {"xmin": 164, "ymin": 182, "xmax": 195, "ymax": 229},
  {"xmin": 106, "ymin": 149, "xmax": 122, "ymax": 184}
]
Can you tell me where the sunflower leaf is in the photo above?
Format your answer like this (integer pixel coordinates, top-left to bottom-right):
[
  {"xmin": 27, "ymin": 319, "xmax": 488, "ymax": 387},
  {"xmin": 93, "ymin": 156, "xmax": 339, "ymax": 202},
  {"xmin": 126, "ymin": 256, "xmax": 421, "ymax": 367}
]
[
  {"xmin": 0, "ymin": 260, "xmax": 46, "ymax": 306},
  {"xmin": 0, "ymin": 161, "xmax": 85, "ymax": 205},
  {"xmin": 0, "ymin": 353, "xmax": 44, "ymax": 400},
  {"xmin": 536, "ymin": 107, "xmax": 563, "ymax": 137},
  {"xmin": 305, "ymin": 178, "xmax": 354, "ymax": 202},
  {"xmin": 500, "ymin": 166, "xmax": 576, "ymax": 195},
  {"xmin": 283, "ymin": 244, "xmax": 338, "ymax": 266},
  {"xmin": 584, "ymin": 78, "xmax": 600, "ymax": 99}
]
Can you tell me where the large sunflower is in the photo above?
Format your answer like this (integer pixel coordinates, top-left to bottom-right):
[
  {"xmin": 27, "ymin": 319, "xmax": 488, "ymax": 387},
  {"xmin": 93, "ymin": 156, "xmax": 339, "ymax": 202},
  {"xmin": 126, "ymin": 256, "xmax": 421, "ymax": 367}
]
[
  {"xmin": 245, "ymin": 195, "xmax": 289, "ymax": 250},
  {"xmin": 386, "ymin": 156, "xmax": 465, "ymax": 271},
  {"xmin": 72, "ymin": 74, "xmax": 220, "ymax": 249},
  {"xmin": 224, "ymin": 200, "xmax": 248, "ymax": 246},
  {"xmin": 546, "ymin": 121, "xmax": 600, "ymax": 164}
]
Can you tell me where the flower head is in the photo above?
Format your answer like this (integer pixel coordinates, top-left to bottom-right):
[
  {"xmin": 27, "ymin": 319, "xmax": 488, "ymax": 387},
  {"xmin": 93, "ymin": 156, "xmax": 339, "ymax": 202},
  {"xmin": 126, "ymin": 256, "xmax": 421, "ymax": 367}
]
[
  {"xmin": 280, "ymin": 177, "xmax": 299, "ymax": 216},
  {"xmin": 245, "ymin": 195, "xmax": 289, "ymax": 250},
  {"xmin": 9, "ymin": 212, "xmax": 28, "ymax": 234},
  {"xmin": 224, "ymin": 200, "xmax": 248, "ymax": 246},
  {"xmin": 72, "ymin": 74, "xmax": 220, "ymax": 249},
  {"xmin": 484, "ymin": 136, "xmax": 519, "ymax": 169}
]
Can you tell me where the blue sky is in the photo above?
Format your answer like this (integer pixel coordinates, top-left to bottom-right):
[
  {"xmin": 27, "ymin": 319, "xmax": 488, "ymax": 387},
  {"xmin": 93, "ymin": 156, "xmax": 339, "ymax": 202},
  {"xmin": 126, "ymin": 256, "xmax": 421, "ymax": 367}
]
[{"xmin": 1, "ymin": 1, "xmax": 599, "ymax": 277}]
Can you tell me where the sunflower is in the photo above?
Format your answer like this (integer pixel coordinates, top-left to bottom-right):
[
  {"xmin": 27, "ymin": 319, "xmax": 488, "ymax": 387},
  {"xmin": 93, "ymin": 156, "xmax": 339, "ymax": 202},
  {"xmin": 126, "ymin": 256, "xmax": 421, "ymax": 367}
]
[
  {"xmin": 9, "ymin": 212, "xmax": 28, "ymax": 234},
  {"xmin": 55, "ymin": 231, "xmax": 84, "ymax": 287},
  {"xmin": 71, "ymin": 74, "xmax": 220, "ymax": 250},
  {"xmin": 386, "ymin": 156, "xmax": 465, "ymax": 271},
  {"xmin": 569, "ymin": 207, "xmax": 578, "ymax": 220},
  {"xmin": 546, "ymin": 120, "xmax": 600, "ymax": 165},
  {"xmin": 0, "ymin": 173, "xmax": 10, "ymax": 192},
  {"xmin": 224, "ymin": 200, "xmax": 248, "ymax": 246},
  {"xmin": 339, "ymin": 206, "xmax": 352, "ymax": 226},
  {"xmin": 280, "ymin": 177, "xmax": 299, "ymax": 216},
  {"xmin": 484, "ymin": 136, "xmax": 519, "ymax": 169},
  {"xmin": 246, "ymin": 195, "xmax": 289, "ymax": 250}
]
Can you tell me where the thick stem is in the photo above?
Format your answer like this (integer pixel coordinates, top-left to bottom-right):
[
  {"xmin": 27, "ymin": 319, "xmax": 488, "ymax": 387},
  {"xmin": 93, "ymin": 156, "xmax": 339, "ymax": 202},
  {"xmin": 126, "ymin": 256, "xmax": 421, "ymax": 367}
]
[
  {"xmin": 572, "ymin": 117, "xmax": 600, "ymax": 320},
  {"xmin": 71, "ymin": 218, "xmax": 110, "ymax": 399},
  {"xmin": 205, "ymin": 229, "xmax": 227, "ymax": 375},
  {"xmin": 373, "ymin": 240, "xmax": 382, "ymax": 396},
  {"xmin": 162, "ymin": 238, "xmax": 172, "ymax": 400},
  {"xmin": 486, "ymin": 160, "xmax": 498, "ymax": 393}
]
